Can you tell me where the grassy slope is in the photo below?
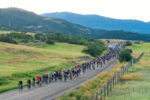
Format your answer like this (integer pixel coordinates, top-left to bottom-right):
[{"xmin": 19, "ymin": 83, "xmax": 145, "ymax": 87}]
[
  {"xmin": 0, "ymin": 42, "xmax": 91, "ymax": 92},
  {"xmin": 107, "ymin": 43, "xmax": 150, "ymax": 100}
]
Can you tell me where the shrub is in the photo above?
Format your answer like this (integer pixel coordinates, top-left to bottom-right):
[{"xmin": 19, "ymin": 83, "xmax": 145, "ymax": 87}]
[
  {"xmin": 135, "ymin": 41, "xmax": 141, "ymax": 44},
  {"xmin": 126, "ymin": 41, "xmax": 132, "ymax": 46},
  {"xmin": 35, "ymin": 33, "xmax": 47, "ymax": 41},
  {"xmin": 0, "ymin": 32, "xmax": 34, "ymax": 44},
  {"xmin": 118, "ymin": 49, "xmax": 132, "ymax": 62},
  {"xmin": 46, "ymin": 39, "xmax": 55, "ymax": 44},
  {"xmin": 83, "ymin": 41, "xmax": 105, "ymax": 57},
  {"xmin": 0, "ymin": 78, "xmax": 9, "ymax": 85}
]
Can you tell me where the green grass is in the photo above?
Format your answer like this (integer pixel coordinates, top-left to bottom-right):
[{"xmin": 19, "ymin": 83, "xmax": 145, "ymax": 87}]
[
  {"xmin": 58, "ymin": 60, "xmax": 127, "ymax": 100},
  {"xmin": 107, "ymin": 42, "xmax": 150, "ymax": 100},
  {"xmin": 128, "ymin": 43, "xmax": 150, "ymax": 53},
  {"xmin": 0, "ymin": 42, "xmax": 91, "ymax": 93}
]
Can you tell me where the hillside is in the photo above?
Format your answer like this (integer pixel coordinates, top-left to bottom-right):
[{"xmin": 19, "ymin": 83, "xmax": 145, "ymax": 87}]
[
  {"xmin": 1, "ymin": 8, "xmax": 150, "ymax": 42},
  {"xmin": 42, "ymin": 12, "xmax": 150, "ymax": 34},
  {"xmin": 0, "ymin": 8, "xmax": 106, "ymax": 35},
  {"xmin": 98, "ymin": 30, "xmax": 150, "ymax": 41},
  {"xmin": 0, "ymin": 42, "xmax": 91, "ymax": 92}
]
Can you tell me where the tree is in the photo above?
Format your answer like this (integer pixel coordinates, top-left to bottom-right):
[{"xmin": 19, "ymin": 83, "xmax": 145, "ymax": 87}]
[
  {"xmin": 118, "ymin": 49, "xmax": 132, "ymax": 62},
  {"xmin": 35, "ymin": 33, "xmax": 46, "ymax": 41},
  {"xmin": 46, "ymin": 39, "xmax": 55, "ymax": 44},
  {"xmin": 126, "ymin": 41, "xmax": 132, "ymax": 46},
  {"xmin": 83, "ymin": 42, "xmax": 104, "ymax": 57}
]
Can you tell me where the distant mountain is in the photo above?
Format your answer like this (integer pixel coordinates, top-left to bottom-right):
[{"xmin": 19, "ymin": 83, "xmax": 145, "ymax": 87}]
[
  {"xmin": 97, "ymin": 30, "xmax": 150, "ymax": 41},
  {"xmin": 0, "ymin": 8, "xmax": 150, "ymax": 42},
  {"xmin": 0, "ymin": 8, "xmax": 106, "ymax": 35},
  {"xmin": 42, "ymin": 12, "xmax": 150, "ymax": 34}
]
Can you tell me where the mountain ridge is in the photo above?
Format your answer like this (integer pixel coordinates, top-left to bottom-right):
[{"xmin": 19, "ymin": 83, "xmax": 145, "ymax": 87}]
[
  {"xmin": 41, "ymin": 12, "xmax": 150, "ymax": 34},
  {"xmin": 0, "ymin": 8, "xmax": 106, "ymax": 35}
]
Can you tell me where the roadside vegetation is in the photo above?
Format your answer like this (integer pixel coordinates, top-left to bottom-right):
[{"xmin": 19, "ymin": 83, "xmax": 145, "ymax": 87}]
[
  {"xmin": 57, "ymin": 61, "xmax": 127, "ymax": 100},
  {"xmin": 117, "ymin": 48, "xmax": 132, "ymax": 62},
  {"xmin": 107, "ymin": 43, "xmax": 150, "ymax": 100}
]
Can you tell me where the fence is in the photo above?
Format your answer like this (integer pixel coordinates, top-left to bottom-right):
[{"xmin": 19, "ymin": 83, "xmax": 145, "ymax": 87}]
[
  {"xmin": 84, "ymin": 52, "xmax": 144, "ymax": 100},
  {"xmin": 143, "ymin": 52, "xmax": 150, "ymax": 56}
]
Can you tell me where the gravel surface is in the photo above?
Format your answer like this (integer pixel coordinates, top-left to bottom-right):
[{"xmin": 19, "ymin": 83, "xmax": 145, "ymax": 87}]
[{"xmin": 0, "ymin": 58, "xmax": 117, "ymax": 100}]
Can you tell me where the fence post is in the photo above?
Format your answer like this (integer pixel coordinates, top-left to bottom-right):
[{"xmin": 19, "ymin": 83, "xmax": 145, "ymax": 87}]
[
  {"xmin": 96, "ymin": 93, "xmax": 98, "ymax": 100},
  {"xmin": 90, "ymin": 96, "xmax": 93, "ymax": 100},
  {"xmin": 112, "ymin": 76, "xmax": 115, "ymax": 88},
  {"xmin": 100, "ymin": 89, "xmax": 103, "ymax": 100},
  {"xmin": 104, "ymin": 85, "xmax": 106, "ymax": 98},
  {"xmin": 110, "ymin": 79, "xmax": 112, "ymax": 92},
  {"xmin": 107, "ymin": 82, "xmax": 109, "ymax": 96},
  {"xmin": 114, "ymin": 73, "xmax": 117, "ymax": 85}
]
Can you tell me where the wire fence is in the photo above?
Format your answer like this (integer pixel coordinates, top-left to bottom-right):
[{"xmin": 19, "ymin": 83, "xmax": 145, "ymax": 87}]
[
  {"xmin": 83, "ymin": 52, "xmax": 144, "ymax": 100},
  {"xmin": 143, "ymin": 52, "xmax": 150, "ymax": 56}
]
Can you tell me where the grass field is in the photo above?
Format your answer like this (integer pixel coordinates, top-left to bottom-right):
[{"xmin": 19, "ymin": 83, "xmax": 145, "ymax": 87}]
[
  {"xmin": 107, "ymin": 43, "xmax": 150, "ymax": 100},
  {"xmin": 0, "ymin": 42, "xmax": 91, "ymax": 93},
  {"xmin": 0, "ymin": 30, "xmax": 35, "ymax": 35}
]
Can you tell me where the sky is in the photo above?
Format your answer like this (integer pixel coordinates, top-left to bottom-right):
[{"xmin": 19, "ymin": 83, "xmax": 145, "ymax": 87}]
[{"xmin": 0, "ymin": 0, "xmax": 150, "ymax": 22}]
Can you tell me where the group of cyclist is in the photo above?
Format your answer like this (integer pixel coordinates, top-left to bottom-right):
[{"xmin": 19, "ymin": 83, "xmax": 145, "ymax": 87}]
[{"xmin": 18, "ymin": 42, "xmax": 124, "ymax": 90}]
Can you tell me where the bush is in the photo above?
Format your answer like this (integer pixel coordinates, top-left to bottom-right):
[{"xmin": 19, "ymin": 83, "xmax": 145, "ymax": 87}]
[
  {"xmin": 35, "ymin": 33, "xmax": 47, "ymax": 41},
  {"xmin": 126, "ymin": 41, "xmax": 132, "ymax": 46},
  {"xmin": 0, "ymin": 35, "xmax": 17, "ymax": 44},
  {"xmin": 46, "ymin": 33, "xmax": 105, "ymax": 57},
  {"xmin": 126, "ymin": 48, "xmax": 133, "ymax": 53},
  {"xmin": 0, "ymin": 78, "xmax": 9, "ymax": 85},
  {"xmin": 46, "ymin": 39, "xmax": 55, "ymax": 44},
  {"xmin": 118, "ymin": 49, "xmax": 132, "ymax": 62},
  {"xmin": 0, "ymin": 32, "xmax": 34, "ymax": 44},
  {"xmin": 135, "ymin": 41, "xmax": 141, "ymax": 44},
  {"xmin": 83, "ymin": 43, "xmax": 103, "ymax": 57}
]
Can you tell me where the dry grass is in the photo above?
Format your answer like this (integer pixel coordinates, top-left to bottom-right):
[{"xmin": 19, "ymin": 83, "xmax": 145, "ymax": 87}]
[
  {"xmin": 100, "ymin": 39, "xmax": 126, "ymax": 43},
  {"xmin": 121, "ymin": 73, "xmax": 143, "ymax": 81},
  {"xmin": 107, "ymin": 42, "xmax": 150, "ymax": 100},
  {"xmin": 0, "ymin": 30, "xmax": 35, "ymax": 35},
  {"xmin": 58, "ymin": 61, "xmax": 128, "ymax": 100}
]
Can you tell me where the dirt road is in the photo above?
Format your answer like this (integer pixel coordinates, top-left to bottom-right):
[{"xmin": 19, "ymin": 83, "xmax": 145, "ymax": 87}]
[{"xmin": 0, "ymin": 58, "xmax": 117, "ymax": 100}]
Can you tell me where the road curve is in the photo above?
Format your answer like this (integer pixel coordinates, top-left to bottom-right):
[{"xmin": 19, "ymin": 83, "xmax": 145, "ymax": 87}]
[{"xmin": 0, "ymin": 58, "xmax": 117, "ymax": 100}]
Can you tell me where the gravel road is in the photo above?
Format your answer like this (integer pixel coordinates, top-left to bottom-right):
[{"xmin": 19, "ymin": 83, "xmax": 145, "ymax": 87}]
[{"xmin": 0, "ymin": 58, "xmax": 117, "ymax": 100}]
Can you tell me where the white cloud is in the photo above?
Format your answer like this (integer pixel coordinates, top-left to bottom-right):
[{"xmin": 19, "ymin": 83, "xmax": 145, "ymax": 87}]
[{"xmin": 0, "ymin": 0, "xmax": 150, "ymax": 21}]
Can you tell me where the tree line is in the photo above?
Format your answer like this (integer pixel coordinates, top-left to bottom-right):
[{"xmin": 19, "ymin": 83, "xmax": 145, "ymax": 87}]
[{"xmin": 0, "ymin": 32, "xmax": 106, "ymax": 57}]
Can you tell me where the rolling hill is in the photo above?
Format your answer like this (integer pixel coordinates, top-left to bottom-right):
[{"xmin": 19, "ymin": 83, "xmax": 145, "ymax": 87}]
[
  {"xmin": 0, "ymin": 8, "xmax": 150, "ymax": 42},
  {"xmin": 42, "ymin": 12, "xmax": 150, "ymax": 34},
  {"xmin": 0, "ymin": 8, "xmax": 106, "ymax": 35}
]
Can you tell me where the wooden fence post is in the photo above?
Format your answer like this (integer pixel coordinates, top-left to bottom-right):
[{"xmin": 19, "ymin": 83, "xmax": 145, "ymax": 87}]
[
  {"xmin": 95, "ymin": 93, "xmax": 98, "ymax": 100},
  {"xmin": 104, "ymin": 85, "xmax": 106, "ymax": 98},
  {"xmin": 107, "ymin": 82, "xmax": 109, "ymax": 96},
  {"xmin": 113, "ymin": 76, "xmax": 115, "ymax": 88},
  {"xmin": 100, "ymin": 89, "xmax": 103, "ymax": 100},
  {"xmin": 90, "ymin": 96, "xmax": 93, "ymax": 100}
]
